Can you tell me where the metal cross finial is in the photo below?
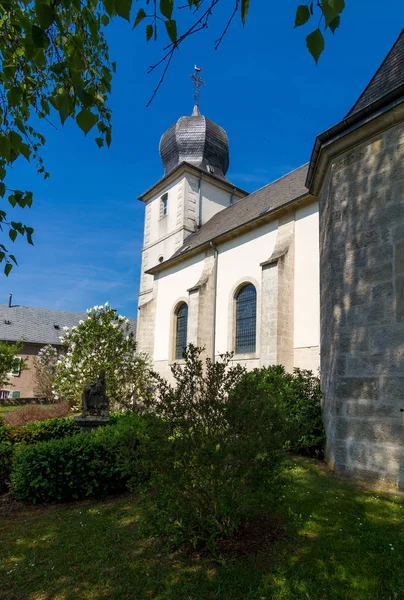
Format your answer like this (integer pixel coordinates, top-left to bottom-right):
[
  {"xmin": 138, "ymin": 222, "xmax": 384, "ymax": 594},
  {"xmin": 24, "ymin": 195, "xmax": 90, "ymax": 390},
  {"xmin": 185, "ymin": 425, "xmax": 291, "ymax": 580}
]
[{"xmin": 190, "ymin": 65, "xmax": 205, "ymax": 106}]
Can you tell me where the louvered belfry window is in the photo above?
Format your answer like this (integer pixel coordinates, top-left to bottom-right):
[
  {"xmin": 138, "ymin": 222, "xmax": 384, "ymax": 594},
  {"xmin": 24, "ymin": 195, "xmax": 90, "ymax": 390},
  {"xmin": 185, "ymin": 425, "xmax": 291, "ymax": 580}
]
[
  {"xmin": 235, "ymin": 284, "xmax": 257, "ymax": 354},
  {"xmin": 175, "ymin": 303, "xmax": 188, "ymax": 360}
]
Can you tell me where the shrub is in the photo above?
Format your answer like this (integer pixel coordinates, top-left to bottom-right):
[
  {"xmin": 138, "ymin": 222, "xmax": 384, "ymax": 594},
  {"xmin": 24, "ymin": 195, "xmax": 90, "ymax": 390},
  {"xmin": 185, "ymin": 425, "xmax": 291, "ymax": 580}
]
[
  {"xmin": 0, "ymin": 441, "xmax": 13, "ymax": 493},
  {"xmin": 239, "ymin": 365, "xmax": 325, "ymax": 457},
  {"xmin": 137, "ymin": 346, "xmax": 289, "ymax": 551},
  {"xmin": 11, "ymin": 413, "xmax": 145, "ymax": 503},
  {"xmin": 4, "ymin": 402, "xmax": 71, "ymax": 426}
]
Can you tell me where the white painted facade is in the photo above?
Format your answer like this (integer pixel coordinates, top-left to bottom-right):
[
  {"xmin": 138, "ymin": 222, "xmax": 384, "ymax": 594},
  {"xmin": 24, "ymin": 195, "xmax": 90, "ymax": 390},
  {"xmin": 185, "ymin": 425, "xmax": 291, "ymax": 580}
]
[
  {"xmin": 138, "ymin": 169, "xmax": 321, "ymax": 379},
  {"xmin": 293, "ymin": 201, "xmax": 320, "ymax": 372}
]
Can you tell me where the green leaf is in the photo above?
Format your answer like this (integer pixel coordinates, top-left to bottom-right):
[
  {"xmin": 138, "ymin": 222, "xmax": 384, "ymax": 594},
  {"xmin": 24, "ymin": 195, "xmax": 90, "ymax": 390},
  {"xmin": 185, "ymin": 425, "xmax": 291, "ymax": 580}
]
[
  {"xmin": 111, "ymin": 61, "xmax": 116, "ymax": 73},
  {"xmin": 9, "ymin": 255, "xmax": 17, "ymax": 265},
  {"xmin": 25, "ymin": 191, "xmax": 33, "ymax": 208},
  {"xmin": 4, "ymin": 263, "xmax": 12, "ymax": 277},
  {"xmin": 95, "ymin": 137, "xmax": 104, "ymax": 148},
  {"xmin": 54, "ymin": 93, "xmax": 74, "ymax": 125},
  {"xmin": 295, "ymin": 5, "xmax": 310, "ymax": 27},
  {"xmin": 133, "ymin": 8, "xmax": 146, "ymax": 28},
  {"xmin": 328, "ymin": 15, "xmax": 340, "ymax": 34},
  {"xmin": 306, "ymin": 29, "xmax": 324, "ymax": 64},
  {"xmin": 26, "ymin": 227, "xmax": 34, "ymax": 245},
  {"xmin": 146, "ymin": 24, "xmax": 153, "ymax": 41},
  {"xmin": 115, "ymin": 0, "xmax": 131, "ymax": 20},
  {"xmin": 35, "ymin": 1, "xmax": 54, "ymax": 29},
  {"xmin": 321, "ymin": 0, "xmax": 345, "ymax": 27},
  {"xmin": 8, "ymin": 195, "xmax": 16, "ymax": 208},
  {"xmin": 0, "ymin": 183, "xmax": 5, "ymax": 198},
  {"xmin": 0, "ymin": 165, "xmax": 5, "ymax": 180},
  {"xmin": 76, "ymin": 109, "xmax": 99, "ymax": 135},
  {"xmin": 9, "ymin": 229, "xmax": 17, "ymax": 243},
  {"xmin": 160, "ymin": 0, "xmax": 173, "ymax": 20},
  {"xmin": 241, "ymin": 0, "xmax": 250, "ymax": 25},
  {"xmin": 101, "ymin": 14, "xmax": 110, "ymax": 26},
  {"xmin": 19, "ymin": 143, "xmax": 31, "ymax": 161},
  {"xmin": 32, "ymin": 25, "xmax": 49, "ymax": 48},
  {"xmin": 165, "ymin": 19, "xmax": 177, "ymax": 43},
  {"xmin": 7, "ymin": 86, "xmax": 22, "ymax": 107}
]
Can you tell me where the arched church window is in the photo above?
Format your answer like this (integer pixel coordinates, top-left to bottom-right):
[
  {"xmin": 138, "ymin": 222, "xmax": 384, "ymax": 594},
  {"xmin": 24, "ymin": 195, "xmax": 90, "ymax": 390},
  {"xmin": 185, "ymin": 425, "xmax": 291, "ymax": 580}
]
[
  {"xmin": 235, "ymin": 284, "xmax": 257, "ymax": 354},
  {"xmin": 175, "ymin": 302, "xmax": 188, "ymax": 360}
]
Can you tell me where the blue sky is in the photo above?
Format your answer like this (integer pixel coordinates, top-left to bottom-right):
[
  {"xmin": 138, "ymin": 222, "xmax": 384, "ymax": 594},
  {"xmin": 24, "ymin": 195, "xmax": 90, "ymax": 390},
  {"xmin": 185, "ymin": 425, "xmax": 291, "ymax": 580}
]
[{"xmin": 3, "ymin": 1, "xmax": 404, "ymax": 317}]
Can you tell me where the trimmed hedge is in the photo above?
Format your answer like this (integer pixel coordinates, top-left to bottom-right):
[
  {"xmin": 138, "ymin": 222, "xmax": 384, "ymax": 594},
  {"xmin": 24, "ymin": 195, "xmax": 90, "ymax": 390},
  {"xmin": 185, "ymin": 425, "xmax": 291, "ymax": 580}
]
[
  {"xmin": 11, "ymin": 413, "xmax": 146, "ymax": 503},
  {"xmin": 0, "ymin": 416, "xmax": 81, "ymax": 446}
]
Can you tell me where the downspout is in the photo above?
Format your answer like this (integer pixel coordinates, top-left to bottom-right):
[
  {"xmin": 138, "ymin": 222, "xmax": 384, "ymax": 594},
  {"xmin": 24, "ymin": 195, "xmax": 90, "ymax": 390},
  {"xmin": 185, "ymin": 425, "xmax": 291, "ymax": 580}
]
[
  {"xmin": 197, "ymin": 175, "xmax": 203, "ymax": 228},
  {"xmin": 210, "ymin": 241, "xmax": 218, "ymax": 364},
  {"xmin": 230, "ymin": 187, "xmax": 236, "ymax": 206}
]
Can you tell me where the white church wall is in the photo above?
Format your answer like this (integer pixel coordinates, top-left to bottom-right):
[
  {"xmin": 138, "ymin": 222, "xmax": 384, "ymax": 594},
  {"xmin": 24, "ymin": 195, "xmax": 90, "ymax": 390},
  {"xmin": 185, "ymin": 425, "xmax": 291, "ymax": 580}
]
[
  {"xmin": 200, "ymin": 179, "xmax": 233, "ymax": 225},
  {"xmin": 293, "ymin": 200, "xmax": 320, "ymax": 372},
  {"xmin": 215, "ymin": 221, "xmax": 278, "ymax": 365},
  {"xmin": 153, "ymin": 253, "xmax": 205, "ymax": 369}
]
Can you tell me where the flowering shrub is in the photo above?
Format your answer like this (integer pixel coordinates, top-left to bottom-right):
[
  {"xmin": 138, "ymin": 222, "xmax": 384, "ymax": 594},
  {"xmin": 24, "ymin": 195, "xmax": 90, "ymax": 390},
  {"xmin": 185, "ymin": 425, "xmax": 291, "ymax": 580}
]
[
  {"xmin": 53, "ymin": 303, "xmax": 151, "ymax": 410},
  {"xmin": 136, "ymin": 346, "xmax": 289, "ymax": 551},
  {"xmin": 11, "ymin": 413, "xmax": 146, "ymax": 503},
  {"xmin": 33, "ymin": 345, "xmax": 59, "ymax": 403}
]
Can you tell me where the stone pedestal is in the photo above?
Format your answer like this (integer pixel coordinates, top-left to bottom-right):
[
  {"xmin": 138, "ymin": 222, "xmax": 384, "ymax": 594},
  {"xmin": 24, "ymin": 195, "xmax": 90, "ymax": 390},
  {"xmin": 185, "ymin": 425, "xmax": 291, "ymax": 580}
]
[{"xmin": 74, "ymin": 415, "xmax": 110, "ymax": 431}]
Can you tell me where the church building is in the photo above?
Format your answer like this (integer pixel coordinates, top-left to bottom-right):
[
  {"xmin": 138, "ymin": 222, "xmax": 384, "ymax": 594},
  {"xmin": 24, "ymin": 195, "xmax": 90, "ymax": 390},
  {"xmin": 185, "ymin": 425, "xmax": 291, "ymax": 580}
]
[{"xmin": 137, "ymin": 31, "xmax": 404, "ymax": 489}]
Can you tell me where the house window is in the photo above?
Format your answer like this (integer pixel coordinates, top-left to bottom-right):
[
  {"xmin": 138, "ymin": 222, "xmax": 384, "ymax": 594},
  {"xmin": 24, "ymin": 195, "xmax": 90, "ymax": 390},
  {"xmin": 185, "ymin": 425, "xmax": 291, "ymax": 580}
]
[
  {"xmin": 175, "ymin": 303, "xmax": 188, "ymax": 360},
  {"xmin": 160, "ymin": 193, "xmax": 168, "ymax": 217},
  {"xmin": 235, "ymin": 284, "xmax": 257, "ymax": 354}
]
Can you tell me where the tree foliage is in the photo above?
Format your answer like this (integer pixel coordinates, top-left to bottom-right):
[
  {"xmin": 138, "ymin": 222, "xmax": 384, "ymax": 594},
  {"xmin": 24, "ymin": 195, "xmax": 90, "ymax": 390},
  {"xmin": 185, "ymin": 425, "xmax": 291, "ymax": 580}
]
[
  {"xmin": 32, "ymin": 344, "xmax": 59, "ymax": 403},
  {"xmin": 0, "ymin": 340, "xmax": 25, "ymax": 388},
  {"xmin": 0, "ymin": 0, "xmax": 346, "ymax": 275},
  {"xmin": 53, "ymin": 303, "xmax": 151, "ymax": 410}
]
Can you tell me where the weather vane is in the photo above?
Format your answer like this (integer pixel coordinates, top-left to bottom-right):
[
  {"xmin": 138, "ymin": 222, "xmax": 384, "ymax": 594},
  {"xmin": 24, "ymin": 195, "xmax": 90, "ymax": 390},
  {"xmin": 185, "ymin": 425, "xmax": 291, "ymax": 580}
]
[{"xmin": 190, "ymin": 65, "xmax": 205, "ymax": 105}]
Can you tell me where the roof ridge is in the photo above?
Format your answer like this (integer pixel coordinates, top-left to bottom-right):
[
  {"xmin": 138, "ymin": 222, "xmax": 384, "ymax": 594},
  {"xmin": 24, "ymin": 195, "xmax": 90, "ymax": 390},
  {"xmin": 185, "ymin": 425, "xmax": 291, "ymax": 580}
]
[{"xmin": 346, "ymin": 28, "xmax": 404, "ymax": 117}]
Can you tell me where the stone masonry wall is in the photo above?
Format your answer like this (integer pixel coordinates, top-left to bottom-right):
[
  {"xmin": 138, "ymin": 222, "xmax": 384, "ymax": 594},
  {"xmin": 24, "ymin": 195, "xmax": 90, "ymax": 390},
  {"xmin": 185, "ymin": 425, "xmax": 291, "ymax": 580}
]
[{"xmin": 320, "ymin": 123, "xmax": 404, "ymax": 489}]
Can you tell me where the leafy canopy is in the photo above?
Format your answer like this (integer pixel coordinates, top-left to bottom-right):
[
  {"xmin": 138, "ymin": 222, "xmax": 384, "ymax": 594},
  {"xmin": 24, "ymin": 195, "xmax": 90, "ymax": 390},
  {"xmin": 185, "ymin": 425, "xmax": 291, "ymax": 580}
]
[
  {"xmin": 0, "ymin": 340, "xmax": 25, "ymax": 388},
  {"xmin": 0, "ymin": 0, "xmax": 345, "ymax": 275},
  {"xmin": 53, "ymin": 303, "xmax": 150, "ymax": 410}
]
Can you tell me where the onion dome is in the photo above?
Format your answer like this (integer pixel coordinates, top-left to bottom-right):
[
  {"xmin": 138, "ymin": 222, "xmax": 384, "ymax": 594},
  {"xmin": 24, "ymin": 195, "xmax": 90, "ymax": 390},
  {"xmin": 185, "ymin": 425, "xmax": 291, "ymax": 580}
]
[{"xmin": 159, "ymin": 105, "xmax": 230, "ymax": 177}]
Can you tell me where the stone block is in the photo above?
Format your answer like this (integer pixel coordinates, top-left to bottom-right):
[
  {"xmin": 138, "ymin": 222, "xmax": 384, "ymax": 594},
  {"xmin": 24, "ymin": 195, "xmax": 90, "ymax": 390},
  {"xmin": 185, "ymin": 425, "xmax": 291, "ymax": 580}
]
[{"xmin": 335, "ymin": 377, "xmax": 379, "ymax": 400}]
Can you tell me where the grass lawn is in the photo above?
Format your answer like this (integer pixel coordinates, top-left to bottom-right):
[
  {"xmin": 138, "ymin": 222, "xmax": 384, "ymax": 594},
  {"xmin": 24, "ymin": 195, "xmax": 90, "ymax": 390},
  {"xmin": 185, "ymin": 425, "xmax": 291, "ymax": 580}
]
[
  {"xmin": 0, "ymin": 406, "xmax": 20, "ymax": 415},
  {"xmin": 0, "ymin": 457, "xmax": 403, "ymax": 600}
]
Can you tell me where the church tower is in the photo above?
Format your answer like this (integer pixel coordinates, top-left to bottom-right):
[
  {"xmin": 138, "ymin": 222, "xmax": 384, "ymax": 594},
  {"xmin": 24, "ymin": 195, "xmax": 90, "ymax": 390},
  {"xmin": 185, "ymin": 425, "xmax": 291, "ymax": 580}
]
[{"xmin": 137, "ymin": 69, "xmax": 247, "ymax": 356}]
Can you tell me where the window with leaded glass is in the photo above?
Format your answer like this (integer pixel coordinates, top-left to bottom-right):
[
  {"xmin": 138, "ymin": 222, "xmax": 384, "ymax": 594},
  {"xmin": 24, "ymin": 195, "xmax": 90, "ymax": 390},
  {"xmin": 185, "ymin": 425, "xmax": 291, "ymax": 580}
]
[
  {"xmin": 175, "ymin": 303, "xmax": 188, "ymax": 360},
  {"xmin": 235, "ymin": 284, "xmax": 257, "ymax": 354}
]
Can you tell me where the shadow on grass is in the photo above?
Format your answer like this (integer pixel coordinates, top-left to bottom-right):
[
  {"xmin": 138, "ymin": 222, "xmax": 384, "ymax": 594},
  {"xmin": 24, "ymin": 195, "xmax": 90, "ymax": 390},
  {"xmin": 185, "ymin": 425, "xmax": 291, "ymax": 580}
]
[{"xmin": 0, "ymin": 458, "xmax": 403, "ymax": 600}]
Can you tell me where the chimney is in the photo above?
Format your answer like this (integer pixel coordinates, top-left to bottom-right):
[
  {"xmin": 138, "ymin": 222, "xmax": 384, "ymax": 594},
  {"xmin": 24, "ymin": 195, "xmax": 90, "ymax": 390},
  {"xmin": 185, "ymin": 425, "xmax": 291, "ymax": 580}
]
[{"xmin": 8, "ymin": 294, "xmax": 12, "ymax": 308}]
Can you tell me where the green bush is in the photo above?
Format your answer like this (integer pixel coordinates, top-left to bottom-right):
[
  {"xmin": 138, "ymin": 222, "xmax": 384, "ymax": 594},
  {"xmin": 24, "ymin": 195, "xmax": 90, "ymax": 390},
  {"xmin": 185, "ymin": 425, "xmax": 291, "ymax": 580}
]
[
  {"xmin": 137, "ymin": 346, "xmax": 289, "ymax": 551},
  {"xmin": 0, "ymin": 416, "xmax": 81, "ymax": 447},
  {"xmin": 0, "ymin": 441, "xmax": 13, "ymax": 493},
  {"xmin": 11, "ymin": 413, "xmax": 145, "ymax": 503},
  {"xmin": 239, "ymin": 365, "xmax": 325, "ymax": 457}
]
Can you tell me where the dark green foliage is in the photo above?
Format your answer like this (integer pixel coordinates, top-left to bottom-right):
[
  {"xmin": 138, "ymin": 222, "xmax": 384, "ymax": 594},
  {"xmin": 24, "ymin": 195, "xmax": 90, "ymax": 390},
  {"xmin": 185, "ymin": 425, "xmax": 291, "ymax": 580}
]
[
  {"xmin": 0, "ymin": 441, "xmax": 13, "ymax": 492},
  {"xmin": 237, "ymin": 365, "xmax": 325, "ymax": 457},
  {"xmin": 137, "ymin": 346, "xmax": 289, "ymax": 550},
  {"xmin": 11, "ymin": 414, "xmax": 145, "ymax": 503},
  {"xmin": 0, "ymin": 416, "xmax": 81, "ymax": 446}
]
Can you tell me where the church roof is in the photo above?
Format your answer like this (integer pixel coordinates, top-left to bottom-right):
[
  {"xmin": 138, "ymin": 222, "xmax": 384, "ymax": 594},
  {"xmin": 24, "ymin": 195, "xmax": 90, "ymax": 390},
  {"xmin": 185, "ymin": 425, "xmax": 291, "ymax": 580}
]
[
  {"xmin": 0, "ymin": 304, "xmax": 136, "ymax": 346},
  {"xmin": 148, "ymin": 164, "xmax": 309, "ymax": 273},
  {"xmin": 307, "ymin": 29, "xmax": 404, "ymax": 190},
  {"xmin": 346, "ymin": 29, "xmax": 404, "ymax": 117},
  {"xmin": 159, "ymin": 105, "xmax": 230, "ymax": 179}
]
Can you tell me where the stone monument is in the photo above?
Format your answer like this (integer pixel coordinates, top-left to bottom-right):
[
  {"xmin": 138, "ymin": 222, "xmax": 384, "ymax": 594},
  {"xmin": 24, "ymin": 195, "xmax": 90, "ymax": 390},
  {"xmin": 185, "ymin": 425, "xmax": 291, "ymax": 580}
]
[{"xmin": 74, "ymin": 370, "xmax": 110, "ymax": 430}]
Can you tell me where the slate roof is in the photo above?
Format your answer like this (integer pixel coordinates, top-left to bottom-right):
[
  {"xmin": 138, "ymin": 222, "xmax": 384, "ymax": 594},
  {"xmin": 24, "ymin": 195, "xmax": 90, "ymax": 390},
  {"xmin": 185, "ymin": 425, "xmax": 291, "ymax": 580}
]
[
  {"xmin": 0, "ymin": 305, "xmax": 137, "ymax": 345},
  {"xmin": 170, "ymin": 163, "xmax": 309, "ymax": 260},
  {"xmin": 347, "ymin": 29, "xmax": 404, "ymax": 117},
  {"xmin": 160, "ymin": 105, "xmax": 230, "ymax": 178}
]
